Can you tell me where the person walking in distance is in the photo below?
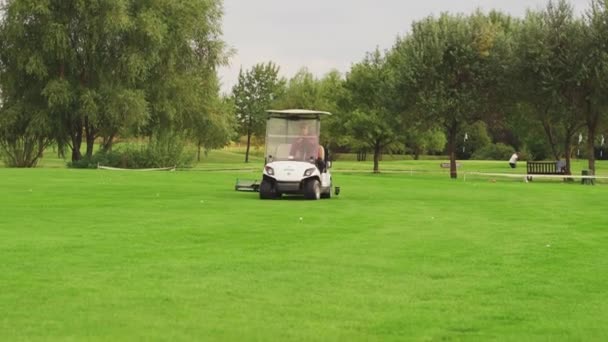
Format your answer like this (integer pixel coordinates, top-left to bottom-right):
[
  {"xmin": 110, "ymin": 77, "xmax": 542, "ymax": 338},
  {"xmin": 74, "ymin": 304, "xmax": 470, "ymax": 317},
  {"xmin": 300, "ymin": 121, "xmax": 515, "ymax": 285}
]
[{"xmin": 509, "ymin": 152, "xmax": 519, "ymax": 168}]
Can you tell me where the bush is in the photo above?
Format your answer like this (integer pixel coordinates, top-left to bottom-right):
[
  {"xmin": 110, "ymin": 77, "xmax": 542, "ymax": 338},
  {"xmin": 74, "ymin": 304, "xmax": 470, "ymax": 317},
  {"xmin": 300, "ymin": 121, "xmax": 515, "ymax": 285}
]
[
  {"xmin": 457, "ymin": 121, "xmax": 492, "ymax": 160},
  {"xmin": 471, "ymin": 143, "xmax": 514, "ymax": 161},
  {"xmin": 68, "ymin": 133, "xmax": 195, "ymax": 169},
  {"xmin": 68, "ymin": 150, "xmax": 122, "ymax": 169}
]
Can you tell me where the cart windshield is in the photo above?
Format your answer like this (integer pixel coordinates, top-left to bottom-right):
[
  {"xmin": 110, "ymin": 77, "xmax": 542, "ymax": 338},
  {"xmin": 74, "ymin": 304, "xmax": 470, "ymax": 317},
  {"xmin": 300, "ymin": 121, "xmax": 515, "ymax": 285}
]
[{"xmin": 265, "ymin": 118, "xmax": 320, "ymax": 162}]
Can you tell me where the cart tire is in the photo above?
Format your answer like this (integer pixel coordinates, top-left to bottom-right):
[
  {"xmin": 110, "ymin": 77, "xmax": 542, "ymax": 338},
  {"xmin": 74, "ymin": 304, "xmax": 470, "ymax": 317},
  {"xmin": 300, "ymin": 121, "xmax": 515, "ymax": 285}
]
[
  {"xmin": 259, "ymin": 180, "xmax": 275, "ymax": 199},
  {"xmin": 305, "ymin": 179, "xmax": 321, "ymax": 200}
]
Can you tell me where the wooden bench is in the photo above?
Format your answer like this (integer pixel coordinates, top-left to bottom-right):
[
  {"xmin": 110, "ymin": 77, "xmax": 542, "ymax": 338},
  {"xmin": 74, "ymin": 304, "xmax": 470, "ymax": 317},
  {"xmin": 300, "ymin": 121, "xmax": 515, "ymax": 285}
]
[{"xmin": 526, "ymin": 161, "xmax": 566, "ymax": 181}]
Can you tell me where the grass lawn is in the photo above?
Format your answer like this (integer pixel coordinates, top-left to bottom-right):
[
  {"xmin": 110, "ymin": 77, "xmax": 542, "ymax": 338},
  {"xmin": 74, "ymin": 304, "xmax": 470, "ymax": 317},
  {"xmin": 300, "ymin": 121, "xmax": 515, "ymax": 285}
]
[{"xmin": 1, "ymin": 163, "xmax": 608, "ymax": 341}]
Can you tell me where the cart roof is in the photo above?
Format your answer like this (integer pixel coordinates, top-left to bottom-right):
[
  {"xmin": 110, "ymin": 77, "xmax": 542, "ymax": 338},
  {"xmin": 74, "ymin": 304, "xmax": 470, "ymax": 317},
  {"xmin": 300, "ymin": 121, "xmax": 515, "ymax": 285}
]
[{"xmin": 266, "ymin": 109, "xmax": 332, "ymax": 119}]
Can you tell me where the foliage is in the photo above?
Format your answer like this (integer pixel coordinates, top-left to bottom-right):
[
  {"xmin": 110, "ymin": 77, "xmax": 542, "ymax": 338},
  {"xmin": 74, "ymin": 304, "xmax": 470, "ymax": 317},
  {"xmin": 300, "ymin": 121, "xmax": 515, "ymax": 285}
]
[
  {"xmin": 69, "ymin": 133, "xmax": 194, "ymax": 169},
  {"xmin": 232, "ymin": 62, "xmax": 285, "ymax": 162},
  {"xmin": 583, "ymin": 0, "xmax": 608, "ymax": 173},
  {"xmin": 514, "ymin": 1, "xmax": 589, "ymax": 173},
  {"xmin": 316, "ymin": 70, "xmax": 349, "ymax": 148},
  {"xmin": 274, "ymin": 68, "xmax": 323, "ymax": 109},
  {"xmin": 0, "ymin": 100, "xmax": 53, "ymax": 167},
  {"xmin": 0, "ymin": 0, "xmax": 54, "ymax": 167},
  {"xmin": 403, "ymin": 128, "xmax": 446, "ymax": 159},
  {"xmin": 458, "ymin": 121, "xmax": 492, "ymax": 159},
  {"xmin": 391, "ymin": 12, "xmax": 513, "ymax": 178},
  {"xmin": 521, "ymin": 131, "xmax": 554, "ymax": 161},
  {"xmin": 343, "ymin": 48, "xmax": 401, "ymax": 173},
  {"xmin": 471, "ymin": 142, "xmax": 515, "ymax": 160},
  {"xmin": 273, "ymin": 68, "xmax": 346, "ymax": 148},
  {"xmin": 189, "ymin": 79, "xmax": 236, "ymax": 161},
  {"xmin": 0, "ymin": 0, "xmax": 228, "ymax": 164}
]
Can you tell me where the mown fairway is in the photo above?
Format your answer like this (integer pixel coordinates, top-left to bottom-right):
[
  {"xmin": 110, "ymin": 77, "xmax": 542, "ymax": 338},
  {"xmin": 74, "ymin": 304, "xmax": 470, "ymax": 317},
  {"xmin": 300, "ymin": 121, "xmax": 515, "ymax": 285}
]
[{"xmin": 1, "ymin": 166, "xmax": 608, "ymax": 340}]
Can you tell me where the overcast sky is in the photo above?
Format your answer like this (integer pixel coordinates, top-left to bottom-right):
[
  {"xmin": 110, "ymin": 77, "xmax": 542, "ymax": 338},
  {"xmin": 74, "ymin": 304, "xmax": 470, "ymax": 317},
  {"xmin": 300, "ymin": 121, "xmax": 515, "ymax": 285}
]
[{"xmin": 218, "ymin": 0, "xmax": 590, "ymax": 93}]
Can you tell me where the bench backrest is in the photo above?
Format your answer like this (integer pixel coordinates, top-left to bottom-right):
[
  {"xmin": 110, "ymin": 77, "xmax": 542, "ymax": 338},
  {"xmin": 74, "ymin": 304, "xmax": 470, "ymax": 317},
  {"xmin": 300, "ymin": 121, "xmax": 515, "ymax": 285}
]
[{"xmin": 527, "ymin": 161, "xmax": 563, "ymax": 174}]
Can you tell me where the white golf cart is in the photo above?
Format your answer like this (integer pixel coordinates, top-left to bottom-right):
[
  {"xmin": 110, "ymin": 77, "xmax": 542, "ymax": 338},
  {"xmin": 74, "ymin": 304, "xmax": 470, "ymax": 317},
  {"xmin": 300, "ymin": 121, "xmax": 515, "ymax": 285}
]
[{"xmin": 235, "ymin": 109, "xmax": 338, "ymax": 200}]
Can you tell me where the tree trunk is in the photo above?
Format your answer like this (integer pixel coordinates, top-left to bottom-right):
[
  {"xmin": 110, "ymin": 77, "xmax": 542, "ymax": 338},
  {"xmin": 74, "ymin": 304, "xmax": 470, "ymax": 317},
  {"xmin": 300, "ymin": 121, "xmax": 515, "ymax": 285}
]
[
  {"xmin": 587, "ymin": 129, "xmax": 596, "ymax": 175},
  {"xmin": 84, "ymin": 116, "xmax": 96, "ymax": 159},
  {"xmin": 30, "ymin": 138, "xmax": 48, "ymax": 168},
  {"xmin": 85, "ymin": 133, "xmax": 95, "ymax": 159},
  {"xmin": 357, "ymin": 151, "xmax": 367, "ymax": 161},
  {"xmin": 586, "ymin": 104, "xmax": 599, "ymax": 175},
  {"xmin": 414, "ymin": 146, "xmax": 421, "ymax": 160},
  {"xmin": 564, "ymin": 139, "xmax": 572, "ymax": 176},
  {"xmin": 245, "ymin": 115, "xmax": 252, "ymax": 163},
  {"xmin": 564, "ymin": 121, "xmax": 584, "ymax": 175},
  {"xmin": 102, "ymin": 134, "xmax": 115, "ymax": 152},
  {"xmin": 447, "ymin": 124, "xmax": 458, "ymax": 179},
  {"xmin": 38, "ymin": 136, "xmax": 45, "ymax": 159},
  {"xmin": 373, "ymin": 141, "xmax": 381, "ymax": 173},
  {"xmin": 71, "ymin": 129, "xmax": 83, "ymax": 162},
  {"xmin": 541, "ymin": 119, "xmax": 560, "ymax": 160},
  {"xmin": 245, "ymin": 132, "xmax": 252, "ymax": 163},
  {"xmin": 197, "ymin": 141, "xmax": 202, "ymax": 162}
]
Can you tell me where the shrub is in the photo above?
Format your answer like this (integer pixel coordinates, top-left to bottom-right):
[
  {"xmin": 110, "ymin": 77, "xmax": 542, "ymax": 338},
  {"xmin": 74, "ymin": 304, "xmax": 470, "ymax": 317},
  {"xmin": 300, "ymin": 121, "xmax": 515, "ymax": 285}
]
[
  {"xmin": 68, "ymin": 133, "xmax": 195, "ymax": 169},
  {"xmin": 471, "ymin": 143, "xmax": 514, "ymax": 161},
  {"xmin": 457, "ymin": 121, "xmax": 492, "ymax": 160},
  {"xmin": 67, "ymin": 150, "xmax": 123, "ymax": 169}
]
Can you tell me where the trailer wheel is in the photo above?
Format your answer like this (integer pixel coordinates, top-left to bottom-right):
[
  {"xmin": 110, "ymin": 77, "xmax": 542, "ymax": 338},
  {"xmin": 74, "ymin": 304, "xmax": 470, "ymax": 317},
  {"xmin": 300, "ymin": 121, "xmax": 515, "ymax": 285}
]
[
  {"xmin": 305, "ymin": 179, "xmax": 321, "ymax": 200},
  {"xmin": 259, "ymin": 180, "xmax": 275, "ymax": 199}
]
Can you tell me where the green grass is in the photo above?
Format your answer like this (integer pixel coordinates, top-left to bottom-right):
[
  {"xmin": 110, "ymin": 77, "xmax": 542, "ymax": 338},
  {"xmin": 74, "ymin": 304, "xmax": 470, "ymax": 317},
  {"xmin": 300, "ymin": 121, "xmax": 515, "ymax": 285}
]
[{"xmin": 1, "ymin": 165, "xmax": 608, "ymax": 340}]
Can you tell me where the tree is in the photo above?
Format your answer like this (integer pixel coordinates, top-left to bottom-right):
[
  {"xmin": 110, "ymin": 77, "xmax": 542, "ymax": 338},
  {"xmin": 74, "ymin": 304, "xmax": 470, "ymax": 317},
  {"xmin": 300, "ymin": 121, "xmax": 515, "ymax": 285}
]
[
  {"xmin": 0, "ymin": 0, "xmax": 228, "ymax": 164},
  {"xmin": 0, "ymin": 0, "xmax": 55, "ymax": 166},
  {"xmin": 404, "ymin": 128, "xmax": 446, "ymax": 160},
  {"xmin": 344, "ymin": 49, "xmax": 401, "ymax": 173},
  {"xmin": 457, "ymin": 121, "xmax": 492, "ymax": 159},
  {"xmin": 515, "ymin": 1, "xmax": 593, "ymax": 174},
  {"xmin": 392, "ymin": 12, "xmax": 512, "ymax": 178},
  {"xmin": 137, "ymin": 0, "xmax": 229, "ymax": 141},
  {"xmin": 316, "ymin": 70, "xmax": 347, "ymax": 149},
  {"xmin": 275, "ymin": 68, "xmax": 322, "ymax": 109},
  {"xmin": 275, "ymin": 68, "xmax": 346, "ymax": 149},
  {"xmin": 584, "ymin": 0, "xmax": 608, "ymax": 174},
  {"xmin": 192, "ymin": 93, "xmax": 235, "ymax": 161},
  {"xmin": 232, "ymin": 62, "xmax": 285, "ymax": 163}
]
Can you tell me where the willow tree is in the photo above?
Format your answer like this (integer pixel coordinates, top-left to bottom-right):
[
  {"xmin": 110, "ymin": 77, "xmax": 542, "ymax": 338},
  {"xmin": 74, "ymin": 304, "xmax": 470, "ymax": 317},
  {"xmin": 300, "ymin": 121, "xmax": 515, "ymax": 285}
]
[
  {"xmin": 0, "ymin": 0, "xmax": 228, "ymax": 163},
  {"xmin": 343, "ymin": 49, "xmax": 401, "ymax": 173},
  {"xmin": 232, "ymin": 62, "xmax": 285, "ymax": 163},
  {"xmin": 584, "ymin": 0, "xmax": 608, "ymax": 174},
  {"xmin": 514, "ymin": 1, "xmax": 587, "ymax": 174},
  {"xmin": 0, "ymin": 0, "xmax": 55, "ymax": 166},
  {"xmin": 138, "ymin": 0, "xmax": 229, "ymax": 141},
  {"xmin": 274, "ymin": 68, "xmax": 346, "ymax": 148},
  {"xmin": 391, "ymin": 12, "xmax": 512, "ymax": 178}
]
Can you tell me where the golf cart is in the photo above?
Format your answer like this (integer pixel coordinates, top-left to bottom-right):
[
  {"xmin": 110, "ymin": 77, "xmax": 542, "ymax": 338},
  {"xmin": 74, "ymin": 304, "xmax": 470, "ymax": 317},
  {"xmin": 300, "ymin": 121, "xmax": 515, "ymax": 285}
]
[{"xmin": 235, "ymin": 109, "xmax": 338, "ymax": 200}]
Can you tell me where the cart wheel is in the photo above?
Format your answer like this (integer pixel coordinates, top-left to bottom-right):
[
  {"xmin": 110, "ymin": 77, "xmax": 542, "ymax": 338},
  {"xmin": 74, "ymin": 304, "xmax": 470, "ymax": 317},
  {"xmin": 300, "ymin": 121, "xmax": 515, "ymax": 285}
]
[
  {"xmin": 305, "ymin": 179, "xmax": 321, "ymax": 200},
  {"xmin": 259, "ymin": 180, "xmax": 276, "ymax": 199}
]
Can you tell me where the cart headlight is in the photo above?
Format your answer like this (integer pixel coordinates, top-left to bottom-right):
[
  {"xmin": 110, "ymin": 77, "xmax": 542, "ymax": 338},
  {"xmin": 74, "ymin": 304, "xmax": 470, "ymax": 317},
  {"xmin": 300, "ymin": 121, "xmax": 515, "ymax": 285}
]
[
  {"xmin": 303, "ymin": 168, "xmax": 315, "ymax": 177},
  {"xmin": 265, "ymin": 166, "xmax": 274, "ymax": 176}
]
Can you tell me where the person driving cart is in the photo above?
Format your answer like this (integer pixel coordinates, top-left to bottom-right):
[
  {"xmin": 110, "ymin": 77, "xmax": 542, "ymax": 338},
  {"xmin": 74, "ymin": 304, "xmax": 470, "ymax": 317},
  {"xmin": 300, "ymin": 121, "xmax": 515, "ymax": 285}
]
[{"xmin": 290, "ymin": 122, "xmax": 318, "ymax": 161}]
